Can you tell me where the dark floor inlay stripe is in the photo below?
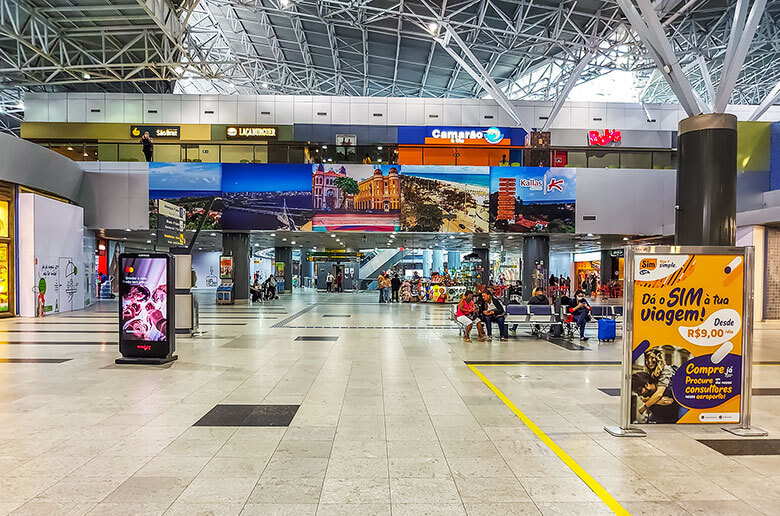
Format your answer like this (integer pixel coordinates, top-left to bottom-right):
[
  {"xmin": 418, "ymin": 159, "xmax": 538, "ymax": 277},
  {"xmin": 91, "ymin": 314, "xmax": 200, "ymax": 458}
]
[
  {"xmin": 599, "ymin": 388, "xmax": 621, "ymax": 396},
  {"xmin": 295, "ymin": 336, "xmax": 339, "ymax": 342},
  {"xmin": 465, "ymin": 360, "xmax": 620, "ymax": 365},
  {"xmin": 698, "ymin": 439, "xmax": 780, "ymax": 456},
  {"xmin": 0, "ymin": 358, "xmax": 72, "ymax": 363},
  {"xmin": 322, "ymin": 314, "xmax": 351, "ymax": 317},
  {"xmin": 272, "ymin": 304, "xmax": 317, "ymax": 328},
  {"xmin": 194, "ymin": 404, "xmax": 299, "ymax": 427}
]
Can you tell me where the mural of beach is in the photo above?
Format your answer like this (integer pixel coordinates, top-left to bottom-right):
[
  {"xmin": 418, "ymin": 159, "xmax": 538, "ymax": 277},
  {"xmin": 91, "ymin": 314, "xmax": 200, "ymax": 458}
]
[
  {"xmin": 310, "ymin": 163, "xmax": 400, "ymax": 231},
  {"xmin": 489, "ymin": 166, "xmax": 576, "ymax": 233},
  {"xmin": 221, "ymin": 163, "xmax": 314, "ymax": 230},
  {"xmin": 149, "ymin": 162, "xmax": 222, "ymax": 229},
  {"xmin": 401, "ymin": 166, "xmax": 489, "ymax": 233}
]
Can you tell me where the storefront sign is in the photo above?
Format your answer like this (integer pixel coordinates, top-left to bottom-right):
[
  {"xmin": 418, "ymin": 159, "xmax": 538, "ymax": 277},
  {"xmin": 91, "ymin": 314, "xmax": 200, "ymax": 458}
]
[
  {"xmin": 588, "ymin": 129, "xmax": 621, "ymax": 146},
  {"xmin": 426, "ymin": 127, "xmax": 507, "ymax": 145},
  {"xmin": 131, "ymin": 126, "xmax": 180, "ymax": 138},
  {"xmin": 225, "ymin": 126, "xmax": 278, "ymax": 139},
  {"xmin": 631, "ymin": 252, "xmax": 745, "ymax": 424}
]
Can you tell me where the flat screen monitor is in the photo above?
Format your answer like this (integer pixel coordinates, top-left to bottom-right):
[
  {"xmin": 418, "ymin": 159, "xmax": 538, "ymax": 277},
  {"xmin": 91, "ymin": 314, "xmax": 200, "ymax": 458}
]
[{"xmin": 118, "ymin": 253, "xmax": 175, "ymax": 359}]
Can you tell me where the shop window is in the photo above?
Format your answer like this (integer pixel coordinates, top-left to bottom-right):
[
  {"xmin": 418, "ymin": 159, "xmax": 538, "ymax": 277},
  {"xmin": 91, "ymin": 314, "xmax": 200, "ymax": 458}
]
[
  {"xmin": 253, "ymin": 145, "xmax": 268, "ymax": 163},
  {"xmin": 154, "ymin": 144, "xmax": 181, "ymax": 163},
  {"xmin": 652, "ymin": 151, "xmax": 676, "ymax": 169},
  {"xmin": 221, "ymin": 145, "xmax": 254, "ymax": 163},
  {"xmin": 566, "ymin": 151, "xmax": 587, "ymax": 167},
  {"xmin": 97, "ymin": 144, "xmax": 118, "ymax": 161},
  {"xmin": 587, "ymin": 150, "xmax": 620, "ymax": 168},
  {"xmin": 620, "ymin": 151, "xmax": 652, "ymax": 169},
  {"xmin": 0, "ymin": 185, "xmax": 14, "ymax": 316},
  {"xmin": 118, "ymin": 143, "xmax": 144, "ymax": 162}
]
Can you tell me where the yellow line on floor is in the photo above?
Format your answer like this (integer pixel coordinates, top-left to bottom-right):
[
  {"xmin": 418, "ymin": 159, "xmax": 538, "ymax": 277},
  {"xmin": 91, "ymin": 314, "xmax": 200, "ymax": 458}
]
[
  {"xmin": 467, "ymin": 364, "xmax": 631, "ymax": 516},
  {"xmin": 470, "ymin": 363, "xmax": 621, "ymax": 367}
]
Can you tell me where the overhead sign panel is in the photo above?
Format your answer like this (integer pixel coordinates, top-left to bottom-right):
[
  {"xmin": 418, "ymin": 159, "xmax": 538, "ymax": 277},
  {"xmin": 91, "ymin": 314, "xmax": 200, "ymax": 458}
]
[
  {"xmin": 131, "ymin": 126, "xmax": 180, "ymax": 138},
  {"xmin": 156, "ymin": 200, "xmax": 185, "ymax": 247},
  {"xmin": 225, "ymin": 126, "xmax": 278, "ymax": 139}
]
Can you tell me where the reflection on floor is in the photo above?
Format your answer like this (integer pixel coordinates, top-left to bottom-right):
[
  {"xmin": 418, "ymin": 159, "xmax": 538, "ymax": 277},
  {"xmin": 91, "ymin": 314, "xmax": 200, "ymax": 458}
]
[{"xmin": 0, "ymin": 290, "xmax": 779, "ymax": 515}]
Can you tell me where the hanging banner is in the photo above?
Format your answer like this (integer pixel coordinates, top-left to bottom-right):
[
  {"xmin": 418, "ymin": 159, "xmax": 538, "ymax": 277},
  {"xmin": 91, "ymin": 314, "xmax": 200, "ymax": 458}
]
[{"xmin": 630, "ymin": 251, "xmax": 746, "ymax": 424}]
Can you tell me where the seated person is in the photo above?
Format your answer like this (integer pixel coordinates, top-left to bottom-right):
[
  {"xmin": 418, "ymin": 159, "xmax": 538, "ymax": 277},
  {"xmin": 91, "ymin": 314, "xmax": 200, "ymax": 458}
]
[
  {"xmin": 507, "ymin": 281, "xmax": 523, "ymax": 304},
  {"xmin": 568, "ymin": 289, "xmax": 591, "ymax": 341},
  {"xmin": 527, "ymin": 287, "xmax": 549, "ymax": 335},
  {"xmin": 631, "ymin": 371, "xmax": 680, "ymax": 423},
  {"xmin": 250, "ymin": 278, "xmax": 262, "ymax": 302},
  {"xmin": 479, "ymin": 291, "xmax": 508, "ymax": 341},
  {"xmin": 456, "ymin": 291, "xmax": 485, "ymax": 343}
]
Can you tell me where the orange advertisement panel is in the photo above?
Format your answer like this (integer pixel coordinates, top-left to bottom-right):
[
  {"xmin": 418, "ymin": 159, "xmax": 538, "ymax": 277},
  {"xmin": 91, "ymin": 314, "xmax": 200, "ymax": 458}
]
[{"xmin": 631, "ymin": 253, "xmax": 744, "ymax": 424}]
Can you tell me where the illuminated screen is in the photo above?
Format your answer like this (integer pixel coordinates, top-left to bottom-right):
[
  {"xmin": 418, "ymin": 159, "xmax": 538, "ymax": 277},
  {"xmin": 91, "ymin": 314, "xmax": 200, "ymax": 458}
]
[{"xmin": 120, "ymin": 257, "xmax": 168, "ymax": 342}]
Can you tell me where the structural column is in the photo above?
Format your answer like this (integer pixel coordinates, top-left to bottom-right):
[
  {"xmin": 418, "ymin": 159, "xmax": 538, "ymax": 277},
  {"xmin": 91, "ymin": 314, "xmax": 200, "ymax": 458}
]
[
  {"xmin": 432, "ymin": 250, "xmax": 444, "ymax": 275},
  {"xmin": 302, "ymin": 251, "xmax": 314, "ymax": 280},
  {"xmin": 472, "ymin": 247, "xmax": 490, "ymax": 286},
  {"xmin": 222, "ymin": 232, "xmax": 250, "ymax": 302},
  {"xmin": 275, "ymin": 247, "xmax": 293, "ymax": 293},
  {"xmin": 447, "ymin": 251, "xmax": 461, "ymax": 272},
  {"xmin": 676, "ymin": 114, "xmax": 737, "ymax": 246},
  {"xmin": 422, "ymin": 250, "xmax": 432, "ymax": 278},
  {"xmin": 522, "ymin": 236, "xmax": 549, "ymax": 301},
  {"xmin": 600, "ymin": 249, "xmax": 614, "ymax": 287}
]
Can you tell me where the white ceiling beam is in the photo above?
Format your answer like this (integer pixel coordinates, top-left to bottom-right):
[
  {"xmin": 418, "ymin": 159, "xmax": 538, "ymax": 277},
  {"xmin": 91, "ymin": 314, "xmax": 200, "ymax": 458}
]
[
  {"xmin": 541, "ymin": 50, "xmax": 594, "ymax": 131},
  {"xmin": 617, "ymin": 0, "xmax": 702, "ymax": 116},
  {"xmin": 748, "ymin": 81, "xmax": 780, "ymax": 121},
  {"xmin": 713, "ymin": 0, "xmax": 768, "ymax": 113}
]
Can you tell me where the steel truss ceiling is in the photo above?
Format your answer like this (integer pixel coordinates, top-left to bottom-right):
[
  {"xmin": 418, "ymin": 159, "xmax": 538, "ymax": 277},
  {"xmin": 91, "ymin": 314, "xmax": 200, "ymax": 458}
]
[{"xmin": 1, "ymin": 0, "xmax": 780, "ymax": 136}]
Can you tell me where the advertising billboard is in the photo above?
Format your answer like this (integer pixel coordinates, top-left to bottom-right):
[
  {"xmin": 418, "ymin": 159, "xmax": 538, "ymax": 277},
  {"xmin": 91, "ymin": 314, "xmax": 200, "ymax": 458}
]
[
  {"xmin": 117, "ymin": 253, "xmax": 176, "ymax": 363},
  {"xmin": 630, "ymin": 252, "xmax": 745, "ymax": 424}
]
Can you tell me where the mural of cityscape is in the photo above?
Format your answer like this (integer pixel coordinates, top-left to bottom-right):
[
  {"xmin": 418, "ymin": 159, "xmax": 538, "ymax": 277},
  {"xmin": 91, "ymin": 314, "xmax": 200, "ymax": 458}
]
[
  {"xmin": 147, "ymin": 163, "xmax": 578, "ymax": 233},
  {"xmin": 489, "ymin": 166, "xmax": 576, "ymax": 233},
  {"xmin": 311, "ymin": 164, "xmax": 400, "ymax": 231},
  {"xmin": 148, "ymin": 162, "xmax": 222, "ymax": 230}
]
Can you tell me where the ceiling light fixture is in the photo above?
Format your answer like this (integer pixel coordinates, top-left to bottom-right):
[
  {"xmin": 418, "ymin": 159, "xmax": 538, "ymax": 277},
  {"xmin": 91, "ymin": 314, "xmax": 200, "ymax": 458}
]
[
  {"xmin": 428, "ymin": 22, "xmax": 438, "ymax": 32},
  {"xmin": 83, "ymin": 72, "xmax": 91, "ymax": 79},
  {"xmin": 67, "ymin": 146, "xmax": 74, "ymax": 151}
]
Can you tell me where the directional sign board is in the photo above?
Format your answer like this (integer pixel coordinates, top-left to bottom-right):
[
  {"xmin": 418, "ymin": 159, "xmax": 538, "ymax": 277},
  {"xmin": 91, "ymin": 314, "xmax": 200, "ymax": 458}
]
[{"xmin": 157, "ymin": 200, "xmax": 185, "ymax": 247}]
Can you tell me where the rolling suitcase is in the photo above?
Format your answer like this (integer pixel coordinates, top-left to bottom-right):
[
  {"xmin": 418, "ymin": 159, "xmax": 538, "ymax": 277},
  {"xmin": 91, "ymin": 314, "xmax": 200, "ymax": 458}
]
[{"xmin": 598, "ymin": 318, "xmax": 616, "ymax": 342}]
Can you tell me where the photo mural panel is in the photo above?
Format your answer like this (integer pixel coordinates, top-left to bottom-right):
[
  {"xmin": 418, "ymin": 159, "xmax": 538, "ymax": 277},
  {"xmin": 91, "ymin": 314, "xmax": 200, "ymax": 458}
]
[
  {"xmin": 400, "ymin": 165, "xmax": 490, "ymax": 233},
  {"xmin": 221, "ymin": 163, "xmax": 314, "ymax": 230},
  {"xmin": 148, "ymin": 162, "xmax": 222, "ymax": 230},
  {"xmin": 311, "ymin": 163, "xmax": 400, "ymax": 231},
  {"xmin": 489, "ymin": 167, "xmax": 576, "ymax": 233}
]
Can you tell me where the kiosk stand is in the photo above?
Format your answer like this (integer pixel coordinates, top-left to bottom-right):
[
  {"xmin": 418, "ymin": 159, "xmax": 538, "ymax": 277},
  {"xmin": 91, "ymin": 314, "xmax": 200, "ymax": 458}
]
[
  {"xmin": 217, "ymin": 255, "xmax": 235, "ymax": 305},
  {"xmin": 606, "ymin": 246, "xmax": 766, "ymax": 437},
  {"xmin": 116, "ymin": 253, "xmax": 177, "ymax": 365}
]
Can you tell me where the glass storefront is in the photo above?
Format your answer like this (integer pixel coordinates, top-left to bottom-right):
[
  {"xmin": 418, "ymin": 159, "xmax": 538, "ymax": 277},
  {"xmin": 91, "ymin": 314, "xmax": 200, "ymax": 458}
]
[{"xmin": 0, "ymin": 183, "xmax": 15, "ymax": 316}]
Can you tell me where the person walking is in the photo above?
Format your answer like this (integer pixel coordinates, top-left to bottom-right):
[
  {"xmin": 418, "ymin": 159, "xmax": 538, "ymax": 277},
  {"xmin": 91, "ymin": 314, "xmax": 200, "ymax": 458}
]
[
  {"xmin": 391, "ymin": 274, "xmax": 401, "ymax": 302},
  {"xmin": 140, "ymin": 131, "xmax": 154, "ymax": 162},
  {"xmin": 326, "ymin": 272, "xmax": 334, "ymax": 293}
]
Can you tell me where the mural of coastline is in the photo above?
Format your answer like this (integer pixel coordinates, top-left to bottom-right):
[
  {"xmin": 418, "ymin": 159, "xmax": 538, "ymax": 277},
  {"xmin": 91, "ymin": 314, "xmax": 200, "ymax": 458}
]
[
  {"xmin": 310, "ymin": 164, "xmax": 400, "ymax": 231},
  {"xmin": 401, "ymin": 165, "xmax": 489, "ymax": 233},
  {"xmin": 149, "ymin": 162, "xmax": 222, "ymax": 229},
  {"xmin": 221, "ymin": 163, "xmax": 313, "ymax": 230},
  {"xmin": 489, "ymin": 167, "xmax": 576, "ymax": 233}
]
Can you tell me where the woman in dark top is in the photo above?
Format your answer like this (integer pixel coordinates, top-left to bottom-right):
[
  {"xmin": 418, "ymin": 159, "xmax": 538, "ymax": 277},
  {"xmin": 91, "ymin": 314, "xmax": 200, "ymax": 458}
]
[
  {"xmin": 140, "ymin": 131, "xmax": 154, "ymax": 162},
  {"xmin": 479, "ymin": 291, "xmax": 508, "ymax": 341}
]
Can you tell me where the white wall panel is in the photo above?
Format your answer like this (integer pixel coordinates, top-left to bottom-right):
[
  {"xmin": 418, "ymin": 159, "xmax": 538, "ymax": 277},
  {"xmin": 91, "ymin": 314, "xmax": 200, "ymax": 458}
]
[
  {"xmin": 588, "ymin": 103, "xmax": 607, "ymax": 126},
  {"xmin": 237, "ymin": 100, "xmax": 257, "ymax": 124},
  {"xmin": 368, "ymin": 99, "xmax": 388, "ymax": 125},
  {"xmin": 423, "ymin": 99, "xmax": 443, "ymax": 124},
  {"xmin": 330, "ymin": 98, "xmax": 349, "ymax": 124},
  {"xmin": 550, "ymin": 107, "xmax": 570, "ymax": 129},
  {"xmin": 86, "ymin": 94, "xmax": 105, "ymax": 123},
  {"xmin": 105, "ymin": 98, "xmax": 124, "ymax": 123},
  {"xmin": 605, "ymin": 106, "xmax": 625, "ymax": 129},
  {"xmin": 162, "ymin": 99, "xmax": 181, "ymax": 124},
  {"xmin": 461, "ymin": 102, "xmax": 480, "ymax": 126},
  {"xmin": 199, "ymin": 97, "xmax": 218, "ymax": 124},
  {"xmin": 25, "ymin": 95, "xmax": 48, "ymax": 122},
  {"xmin": 67, "ymin": 98, "xmax": 86, "ymax": 123},
  {"xmin": 405, "ymin": 99, "xmax": 425, "ymax": 125},
  {"xmin": 479, "ymin": 103, "xmax": 499, "ymax": 126},
  {"xmin": 294, "ymin": 97, "xmax": 313, "ymax": 124},
  {"xmin": 180, "ymin": 99, "xmax": 199, "ymax": 124},
  {"xmin": 274, "ymin": 96, "xmax": 294, "ymax": 124},
  {"xmin": 123, "ymin": 100, "xmax": 143, "ymax": 123},
  {"xmin": 218, "ymin": 98, "xmax": 238, "ymax": 123},
  {"xmin": 349, "ymin": 100, "xmax": 369, "ymax": 125},
  {"xmin": 312, "ymin": 97, "xmax": 332, "ymax": 124},
  {"xmin": 48, "ymin": 96, "xmax": 67, "ymax": 122},
  {"xmin": 257, "ymin": 98, "xmax": 274, "ymax": 123},
  {"xmin": 386, "ymin": 98, "xmax": 407, "ymax": 125}
]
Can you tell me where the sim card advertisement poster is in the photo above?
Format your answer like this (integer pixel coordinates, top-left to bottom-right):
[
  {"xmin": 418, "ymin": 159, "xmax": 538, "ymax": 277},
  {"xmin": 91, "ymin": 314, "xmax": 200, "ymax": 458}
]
[
  {"xmin": 118, "ymin": 253, "xmax": 175, "ymax": 360},
  {"xmin": 631, "ymin": 253, "xmax": 745, "ymax": 424}
]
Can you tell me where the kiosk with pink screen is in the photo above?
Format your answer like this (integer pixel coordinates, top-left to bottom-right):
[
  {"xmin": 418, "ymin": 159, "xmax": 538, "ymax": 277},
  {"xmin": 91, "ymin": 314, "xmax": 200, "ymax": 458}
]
[{"xmin": 116, "ymin": 253, "xmax": 177, "ymax": 364}]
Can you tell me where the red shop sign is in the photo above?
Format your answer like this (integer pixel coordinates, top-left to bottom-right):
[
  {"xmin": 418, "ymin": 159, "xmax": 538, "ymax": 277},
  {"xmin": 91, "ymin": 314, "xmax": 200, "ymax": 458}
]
[{"xmin": 588, "ymin": 129, "xmax": 622, "ymax": 146}]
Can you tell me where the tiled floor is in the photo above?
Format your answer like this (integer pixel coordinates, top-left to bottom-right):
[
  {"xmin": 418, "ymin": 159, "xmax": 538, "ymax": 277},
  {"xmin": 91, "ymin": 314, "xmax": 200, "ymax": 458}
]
[{"xmin": 0, "ymin": 290, "xmax": 779, "ymax": 515}]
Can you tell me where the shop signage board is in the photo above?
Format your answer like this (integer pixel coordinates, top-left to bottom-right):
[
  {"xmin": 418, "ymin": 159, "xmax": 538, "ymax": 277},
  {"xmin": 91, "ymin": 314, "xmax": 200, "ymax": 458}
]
[
  {"xmin": 225, "ymin": 126, "xmax": 278, "ymax": 139},
  {"xmin": 588, "ymin": 129, "xmax": 621, "ymax": 146},
  {"xmin": 157, "ymin": 200, "xmax": 185, "ymax": 247},
  {"xmin": 116, "ymin": 253, "xmax": 177, "ymax": 364},
  {"xmin": 220, "ymin": 256, "xmax": 234, "ymax": 280},
  {"xmin": 606, "ymin": 246, "xmax": 766, "ymax": 437},
  {"xmin": 425, "ymin": 127, "xmax": 508, "ymax": 145},
  {"xmin": 131, "ymin": 126, "xmax": 180, "ymax": 138}
]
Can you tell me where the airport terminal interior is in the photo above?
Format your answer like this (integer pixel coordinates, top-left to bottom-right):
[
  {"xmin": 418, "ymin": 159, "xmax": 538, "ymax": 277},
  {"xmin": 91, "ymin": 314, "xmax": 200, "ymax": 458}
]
[{"xmin": 3, "ymin": 1, "xmax": 780, "ymax": 515}]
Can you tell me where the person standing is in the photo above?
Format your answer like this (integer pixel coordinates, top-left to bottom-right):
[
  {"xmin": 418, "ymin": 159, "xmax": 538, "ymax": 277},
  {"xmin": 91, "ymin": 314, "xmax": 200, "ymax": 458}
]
[
  {"xmin": 377, "ymin": 273, "xmax": 386, "ymax": 303},
  {"xmin": 326, "ymin": 272, "xmax": 334, "ymax": 293},
  {"xmin": 391, "ymin": 274, "xmax": 401, "ymax": 302},
  {"xmin": 140, "ymin": 131, "xmax": 154, "ymax": 162},
  {"xmin": 335, "ymin": 271, "xmax": 343, "ymax": 293},
  {"xmin": 383, "ymin": 272, "xmax": 391, "ymax": 303}
]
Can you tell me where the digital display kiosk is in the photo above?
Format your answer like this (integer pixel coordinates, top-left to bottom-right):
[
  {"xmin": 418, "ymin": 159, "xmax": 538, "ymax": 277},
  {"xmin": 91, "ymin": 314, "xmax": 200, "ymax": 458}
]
[{"xmin": 116, "ymin": 253, "xmax": 177, "ymax": 364}]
